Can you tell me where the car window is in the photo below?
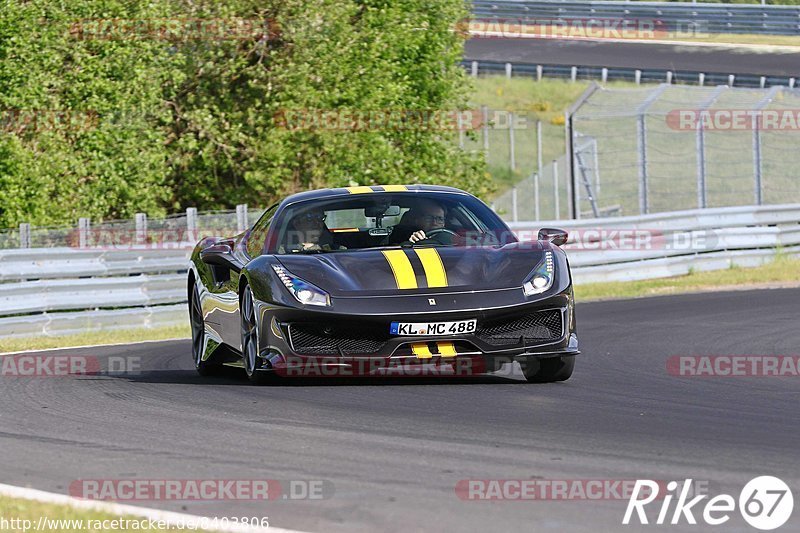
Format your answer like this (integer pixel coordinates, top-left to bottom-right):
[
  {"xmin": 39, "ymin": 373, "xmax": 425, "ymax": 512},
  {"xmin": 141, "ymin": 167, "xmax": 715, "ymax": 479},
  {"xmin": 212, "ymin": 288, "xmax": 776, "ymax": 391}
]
[
  {"xmin": 246, "ymin": 204, "xmax": 278, "ymax": 258},
  {"xmin": 269, "ymin": 193, "xmax": 513, "ymax": 254}
]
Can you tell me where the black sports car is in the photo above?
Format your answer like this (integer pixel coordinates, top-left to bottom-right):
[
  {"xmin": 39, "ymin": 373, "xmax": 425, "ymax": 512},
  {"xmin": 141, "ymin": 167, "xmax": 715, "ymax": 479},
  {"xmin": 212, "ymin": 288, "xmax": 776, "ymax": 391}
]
[{"xmin": 188, "ymin": 185, "xmax": 578, "ymax": 383}]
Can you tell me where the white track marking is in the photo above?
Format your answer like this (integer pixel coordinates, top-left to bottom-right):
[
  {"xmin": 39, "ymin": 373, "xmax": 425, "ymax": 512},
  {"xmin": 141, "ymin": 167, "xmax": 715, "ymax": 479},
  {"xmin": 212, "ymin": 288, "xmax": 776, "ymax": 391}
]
[{"xmin": 0, "ymin": 483, "xmax": 308, "ymax": 533}]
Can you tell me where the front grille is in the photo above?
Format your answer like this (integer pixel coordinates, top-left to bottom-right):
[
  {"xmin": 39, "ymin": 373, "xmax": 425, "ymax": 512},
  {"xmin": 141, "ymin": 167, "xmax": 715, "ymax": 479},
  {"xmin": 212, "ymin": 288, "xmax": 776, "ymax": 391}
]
[
  {"xmin": 288, "ymin": 323, "xmax": 388, "ymax": 355},
  {"xmin": 476, "ymin": 309, "xmax": 563, "ymax": 346}
]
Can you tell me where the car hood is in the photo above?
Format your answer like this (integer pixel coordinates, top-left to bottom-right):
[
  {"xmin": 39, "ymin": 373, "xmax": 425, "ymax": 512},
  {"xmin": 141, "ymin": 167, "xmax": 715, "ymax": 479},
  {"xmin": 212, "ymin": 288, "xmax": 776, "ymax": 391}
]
[{"xmin": 276, "ymin": 242, "xmax": 548, "ymax": 297}]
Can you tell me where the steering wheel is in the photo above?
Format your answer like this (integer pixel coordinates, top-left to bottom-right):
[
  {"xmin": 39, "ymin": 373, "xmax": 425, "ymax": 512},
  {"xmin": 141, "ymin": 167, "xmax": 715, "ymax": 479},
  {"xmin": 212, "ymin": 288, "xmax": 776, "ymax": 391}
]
[{"xmin": 424, "ymin": 228, "xmax": 458, "ymax": 240}]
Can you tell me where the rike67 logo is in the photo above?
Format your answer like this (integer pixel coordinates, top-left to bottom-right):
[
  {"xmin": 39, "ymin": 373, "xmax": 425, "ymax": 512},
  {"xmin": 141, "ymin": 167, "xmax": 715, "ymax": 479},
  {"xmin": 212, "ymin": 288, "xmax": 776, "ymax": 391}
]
[{"xmin": 624, "ymin": 477, "xmax": 794, "ymax": 530}]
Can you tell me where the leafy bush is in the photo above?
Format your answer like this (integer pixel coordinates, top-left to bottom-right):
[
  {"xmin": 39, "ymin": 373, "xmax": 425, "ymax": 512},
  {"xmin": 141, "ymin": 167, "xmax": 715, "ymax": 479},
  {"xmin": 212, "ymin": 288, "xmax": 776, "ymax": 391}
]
[{"xmin": 0, "ymin": 0, "xmax": 487, "ymax": 227}]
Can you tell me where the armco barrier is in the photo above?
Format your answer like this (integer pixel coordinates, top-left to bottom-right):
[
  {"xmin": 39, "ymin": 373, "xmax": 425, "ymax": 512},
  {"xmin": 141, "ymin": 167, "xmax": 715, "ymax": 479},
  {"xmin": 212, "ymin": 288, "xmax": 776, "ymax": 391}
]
[
  {"xmin": 0, "ymin": 203, "xmax": 797, "ymax": 339},
  {"xmin": 472, "ymin": 1, "xmax": 800, "ymax": 36}
]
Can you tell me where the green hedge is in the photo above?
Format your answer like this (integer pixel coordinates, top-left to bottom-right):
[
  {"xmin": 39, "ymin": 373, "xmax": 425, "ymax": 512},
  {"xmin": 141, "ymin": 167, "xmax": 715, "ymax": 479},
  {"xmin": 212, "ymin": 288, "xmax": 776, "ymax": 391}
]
[{"xmin": 0, "ymin": 0, "xmax": 487, "ymax": 228}]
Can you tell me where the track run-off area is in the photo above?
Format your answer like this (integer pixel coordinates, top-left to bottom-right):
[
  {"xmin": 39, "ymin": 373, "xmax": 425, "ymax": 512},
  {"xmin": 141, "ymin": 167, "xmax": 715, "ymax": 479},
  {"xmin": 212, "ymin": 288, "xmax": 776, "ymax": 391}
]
[{"xmin": 1, "ymin": 288, "xmax": 798, "ymax": 532}]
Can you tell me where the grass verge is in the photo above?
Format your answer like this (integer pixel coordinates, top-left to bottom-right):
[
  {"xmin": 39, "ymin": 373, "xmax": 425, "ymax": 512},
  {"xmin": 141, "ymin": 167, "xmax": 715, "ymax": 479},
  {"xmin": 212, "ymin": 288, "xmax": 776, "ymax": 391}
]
[
  {"xmin": 575, "ymin": 254, "xmax": 800, "ymax": 301},
  {"xmin": 0, "ymin": 495, "xmax": 190, "ymax": 532},
  {"xmin": 0, "ymin": 324, "xmax": 189, "ymax": 354}
]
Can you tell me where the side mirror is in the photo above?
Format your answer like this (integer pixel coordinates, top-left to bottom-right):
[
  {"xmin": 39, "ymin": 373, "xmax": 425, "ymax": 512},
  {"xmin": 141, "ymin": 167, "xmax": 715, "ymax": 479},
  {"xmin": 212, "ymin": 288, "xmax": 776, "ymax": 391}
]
[
  {"xmin": 538, "ymin": 227, "xmax": 568, "ymax": 247},
  {"xmin": 200, "ymin": 243, "xmax": 243, "ymax": 272}
]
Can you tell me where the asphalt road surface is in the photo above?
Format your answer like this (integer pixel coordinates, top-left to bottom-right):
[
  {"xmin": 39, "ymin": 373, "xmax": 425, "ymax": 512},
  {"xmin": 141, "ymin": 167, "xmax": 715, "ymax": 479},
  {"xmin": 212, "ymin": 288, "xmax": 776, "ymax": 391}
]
[
  {"xmin": 1, "ymin": 288, "xmax": 798, "ymax": 532},
  {"xmin": 465, "ymin": 38, "xmax": 800, "ymax": 77}
]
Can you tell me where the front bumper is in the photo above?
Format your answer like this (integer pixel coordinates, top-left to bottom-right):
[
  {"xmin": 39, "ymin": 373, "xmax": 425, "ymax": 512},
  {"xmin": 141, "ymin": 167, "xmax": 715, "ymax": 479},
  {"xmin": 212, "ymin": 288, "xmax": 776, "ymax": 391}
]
[{"xmin": 255, "ymin": 287, "xmax": 578, "ymax": 377}]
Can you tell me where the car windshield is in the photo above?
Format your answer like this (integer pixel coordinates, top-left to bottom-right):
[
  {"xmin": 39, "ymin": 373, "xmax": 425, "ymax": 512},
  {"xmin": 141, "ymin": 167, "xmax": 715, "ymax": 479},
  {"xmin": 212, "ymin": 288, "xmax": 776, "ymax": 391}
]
[{"xmin": 270, "ymin": 192, "xmax": 516, "ymax": 254}]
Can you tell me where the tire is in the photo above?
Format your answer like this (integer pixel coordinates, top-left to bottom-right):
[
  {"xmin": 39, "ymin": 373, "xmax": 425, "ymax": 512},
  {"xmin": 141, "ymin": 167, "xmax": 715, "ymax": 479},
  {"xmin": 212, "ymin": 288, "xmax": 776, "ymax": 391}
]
[
  {"xmin": 190, "ymin": 283, "xmax": 222, "ymax": 376},
  {"xmin": 240, "ymin": 285, "xmax": 272, "ymax": 385},
  {"xmin": 522, "ymin": 355, "xmax": 575, "ymax": 383}
]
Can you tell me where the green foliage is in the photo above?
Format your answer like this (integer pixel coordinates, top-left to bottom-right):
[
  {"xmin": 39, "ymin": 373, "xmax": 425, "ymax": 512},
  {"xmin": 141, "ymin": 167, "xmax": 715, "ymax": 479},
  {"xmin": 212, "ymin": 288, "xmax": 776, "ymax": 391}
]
[{"xmin": 0, "ymin": 0, "xmax": 486, "ymax": 227}]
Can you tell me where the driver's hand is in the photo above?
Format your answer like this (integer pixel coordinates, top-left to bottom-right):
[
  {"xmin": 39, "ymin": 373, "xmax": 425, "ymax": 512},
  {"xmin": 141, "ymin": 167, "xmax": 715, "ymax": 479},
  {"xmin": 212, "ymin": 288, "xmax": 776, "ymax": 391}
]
[
  {"xmin": 409, "ymin": 230, "xmax": 426, "ymax": 243},
  {"xmin": 301, "ymin": 242, "xmax": 321, "ymax": 251}
]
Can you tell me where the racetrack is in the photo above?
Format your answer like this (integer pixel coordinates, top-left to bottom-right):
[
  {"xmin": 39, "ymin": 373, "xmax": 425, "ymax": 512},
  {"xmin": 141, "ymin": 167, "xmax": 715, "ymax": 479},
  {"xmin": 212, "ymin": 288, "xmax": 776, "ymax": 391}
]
[
  {"xmin": 1, "ymin": 288, "xmax": 798, "ymax": 532},
  {"xmin": 465, "ymin": 38, "xmax": 800, "ymax": 77}
]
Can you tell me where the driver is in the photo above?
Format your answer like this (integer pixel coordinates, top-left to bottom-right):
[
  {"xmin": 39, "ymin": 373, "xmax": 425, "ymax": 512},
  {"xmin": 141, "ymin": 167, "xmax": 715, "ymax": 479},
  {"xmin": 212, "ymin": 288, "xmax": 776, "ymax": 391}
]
[{"xmin": 388, "ymin": 199, "xmax": 447, "ymax": 244}]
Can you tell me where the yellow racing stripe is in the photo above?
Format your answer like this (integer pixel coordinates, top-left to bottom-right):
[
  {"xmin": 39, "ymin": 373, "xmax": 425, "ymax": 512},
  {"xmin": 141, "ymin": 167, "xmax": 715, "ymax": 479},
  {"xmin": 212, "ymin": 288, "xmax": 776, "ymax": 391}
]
[
  {"xmin": 382, "ymin": 250, "xmax": 418, "ymax": 289},
  {"xmin": 380, "ymin": 185, "xmax": 408, "ymax": 192},
  {"xmin": 437, "ymin": 342, "xmax": 457, "ymax": 358},
  {"xmin": 346, "ymin": 186, "xmax": 374, "ymax": 194},
  {"xmin": 412, "ymin": 343, "xmax": 433, "ymax": 359},
  {"xmin": 414, "ymin": 248, "xmax": 448, "ymax": 288}
]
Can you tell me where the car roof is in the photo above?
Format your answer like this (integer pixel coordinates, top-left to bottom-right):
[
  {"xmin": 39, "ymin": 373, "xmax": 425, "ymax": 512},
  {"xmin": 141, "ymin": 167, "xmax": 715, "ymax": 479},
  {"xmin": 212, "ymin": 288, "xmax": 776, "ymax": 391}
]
[{"xmin": 282, "ymin": 184, "xmax": 468, "ymax": 205}]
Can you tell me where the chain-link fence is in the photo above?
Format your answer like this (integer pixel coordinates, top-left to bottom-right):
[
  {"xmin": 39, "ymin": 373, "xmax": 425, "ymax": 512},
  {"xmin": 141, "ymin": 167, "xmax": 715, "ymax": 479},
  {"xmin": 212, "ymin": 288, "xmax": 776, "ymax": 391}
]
[{"xmin": 568, "ymin": 84, "xmax": 800, "ymax": 218}]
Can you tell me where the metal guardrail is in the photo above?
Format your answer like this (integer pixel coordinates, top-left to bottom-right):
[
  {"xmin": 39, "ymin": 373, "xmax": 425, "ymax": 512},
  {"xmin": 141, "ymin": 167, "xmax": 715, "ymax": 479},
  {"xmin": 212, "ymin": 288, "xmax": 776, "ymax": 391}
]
[
  {"xmin": 464, "ymin": 59, "xmax": 798, "ymax": 89},
  {"xmin": 0, "ymin": 204, "xmax": 796, "ymax": 338},
  {"xmin": 472, "ymin": 1, "xmax": 800, "ymax": 36}
]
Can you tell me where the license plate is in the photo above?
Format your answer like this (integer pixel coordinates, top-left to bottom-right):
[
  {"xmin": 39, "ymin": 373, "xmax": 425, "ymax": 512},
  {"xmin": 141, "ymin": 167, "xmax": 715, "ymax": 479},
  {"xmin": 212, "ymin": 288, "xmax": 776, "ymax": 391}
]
[{"xmin": 390, "ymin": 319, "xmax": 477, "ymax": 336}]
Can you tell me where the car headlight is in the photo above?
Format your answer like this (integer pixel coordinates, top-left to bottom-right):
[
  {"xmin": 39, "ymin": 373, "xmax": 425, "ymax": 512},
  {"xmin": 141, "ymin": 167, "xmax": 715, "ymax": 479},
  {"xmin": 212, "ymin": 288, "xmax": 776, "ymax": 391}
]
[
  {"xmin": 523, "ymin": 251, "xmax": 554, "ymax": 296},
  {"xmin": 272, "ymin": 265, "xmax": 331, "ymax": 306}
]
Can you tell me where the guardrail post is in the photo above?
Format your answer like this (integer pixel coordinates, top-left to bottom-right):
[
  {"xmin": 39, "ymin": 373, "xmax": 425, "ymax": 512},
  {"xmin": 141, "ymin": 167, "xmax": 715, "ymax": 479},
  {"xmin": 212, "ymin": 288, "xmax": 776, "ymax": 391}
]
[
  {"xmin": 635, "ymin": 70, "xmax": 641, "ymax": 85},
  {"xmin": 666, "ymin": 71, "xmax": 673, "ymax": 84},
  {"xmin": 508, "ymin": 111, "xmax": 516, "ymax": 172},
  {"xmin": 19, "ymin": 223, "xmax": 30, "ymax": 249},
  {"xmin": 790, "ymin": 78, "xmax": 796, "ymax": 89},
  {"xmin": 536, "ymin": 65, "xmax": 542, "ymax": 82},
  {"xmin": 728, "ymin": 74, "xmax": 735, "ymax": 87},
  {"xmin": 601, "ymin": 68, "xmax": 608, "ymax": 84},
  {"xmin": 471, "ymin": 60, "xmax": 478, "ymax": 78},
  {"xmin": 135, "ymin": 213, "xmax": 147, "ymax": 246},
  {"xmin": 505, "ymin": 63, "xmax": 512, "ymax": 79},
  {"xmin": 236, "ymin": 204, "xmax": 248, "ymax": 232},
  {"xmin": 78, "ymin": 218, "xmax": 90, "ymax": 248},
  {"xmin": 186, "ymin": 207, "xmax": 198, "ymax": 243},
  {"xmin": 699, "ymin": 73, "xmax": 705, "ymax": 87},
  {"xmin": 570, "ymin": 66, "xmax": 577, "ymax": 83},
  {"xmin": 760, "ymin": 77, "xmax": 766, "ymax": 89}
]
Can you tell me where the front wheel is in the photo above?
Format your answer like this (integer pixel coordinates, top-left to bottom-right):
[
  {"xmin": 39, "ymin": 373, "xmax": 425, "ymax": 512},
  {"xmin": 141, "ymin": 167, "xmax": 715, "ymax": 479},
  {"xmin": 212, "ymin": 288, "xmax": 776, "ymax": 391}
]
[
  {"xmin": 190, "ymin": 283, "xmax": 221, "ymax": 376},
  {"xmin": 240, "ymin": 285, "xmax": 272, "ymax": 385},
  {"xmin": 522, "ymin": 355, "xmax": 575, "ymax": 383}
]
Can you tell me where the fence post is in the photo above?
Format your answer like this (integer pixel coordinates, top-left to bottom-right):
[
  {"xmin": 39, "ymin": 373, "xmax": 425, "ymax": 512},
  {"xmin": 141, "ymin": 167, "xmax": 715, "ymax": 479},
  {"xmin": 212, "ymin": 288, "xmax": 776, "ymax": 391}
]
[
  {"xmin": 186, "ymin": 207, "xmax": 198, "ymax": 243},
  {"xmin": 696, "ymin": 121, "xmax": 707, "ymax": 209},
  {"xmin": 236, "ymin": 204, "xmax": 248, "ymax": 232},
  {"xmin": 19, "ymin": 223, "xmax": 30, "ymax": 249},
  {"xmin": 534, "ymin": 173, "xmax": 540, "ymax": 221},
  {"xmin": 78, "ymin": 217, "xmax": 90, "ymax": 248},
  {"xmin": 508, "ymin": 111, "xmax": 516, "ymax": 172},
  {"xmin": 637, "ymin": 113, "xmax": 649, "ymax": 215},
  {"xmin": 753, "ymin": 125, "xmax": 763, "ymax": 206},
  {"xmin": 536, "ymin": 120, "xmax": 543, "ymax": 221},
  {"xmin": 511, "ymin": 187, "xmax": 518, "ymax": 223},
  {"xmin": 553, "ymin": 160, "xmax": 560, "ymax": 219},
  {"xmin": 457, "ymin": 112, "xmax": 465, "ymax": 149},
  {"xmin": 482, "ymin": 106, "xmax": 490, "ymax": 160},
  {"xmin": 135, "ymin": 213, "xmax": 147, "ymax": 245}
]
